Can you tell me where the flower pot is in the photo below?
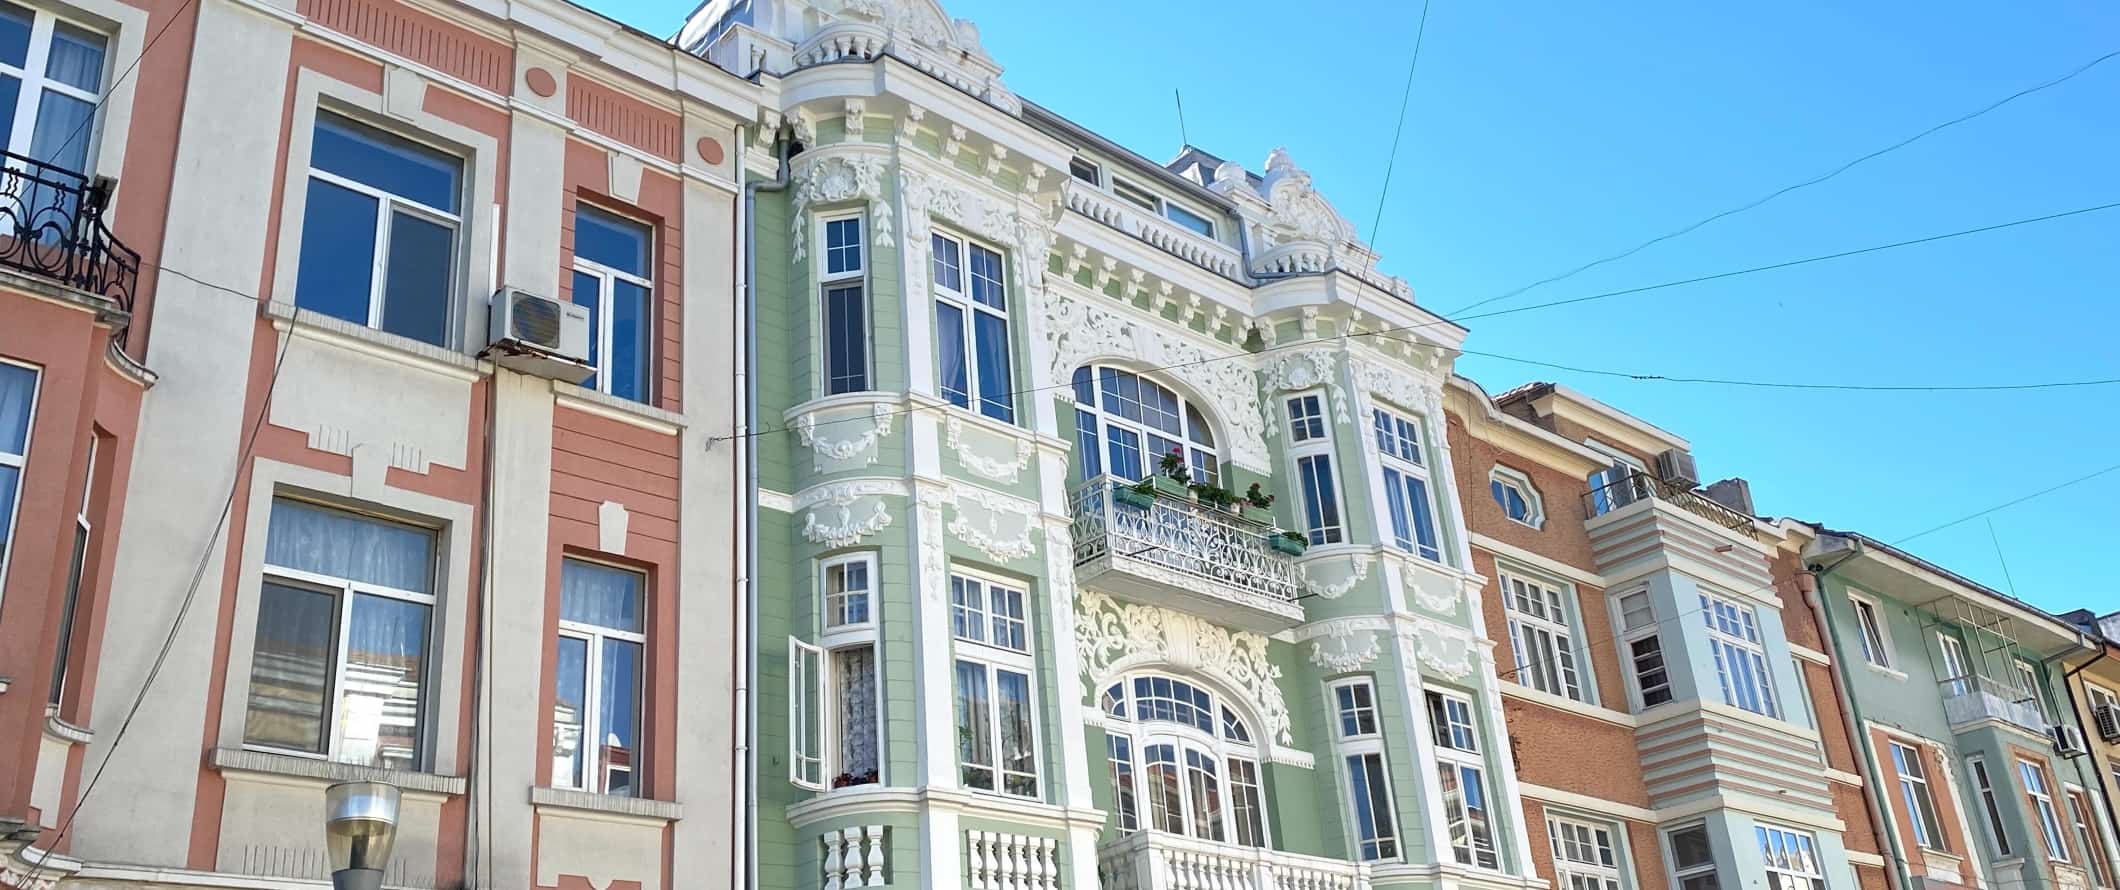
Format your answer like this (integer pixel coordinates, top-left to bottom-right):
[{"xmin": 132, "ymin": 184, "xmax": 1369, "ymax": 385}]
[
  {"xmin": 1269, "ymin": 534, "xmax": 1309, "ymax": 556},
  {"xmin": 1114, "ymin": 486, "xmax": 1156, "ymax": 510},
  {"xmin": 1150, "ymin": 475, "xmax": 1192, "ymax": 499},
  {"xmin": 1239, "ymin": 504, "xmax": 1275, "ymax": 526}
]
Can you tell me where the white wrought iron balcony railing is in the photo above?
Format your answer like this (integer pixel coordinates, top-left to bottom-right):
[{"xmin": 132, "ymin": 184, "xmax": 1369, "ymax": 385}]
[
  {"xmin": 1068, "ymin": 476, "xmax": 1303, "ymax": 632},
  {"xmin": 1096, "ymin": 830, "xmax": 1369, "ymax": 890},
  {"xmin": 1939, "ymin": 674, "xmax": 2047, "ymax": 734}
]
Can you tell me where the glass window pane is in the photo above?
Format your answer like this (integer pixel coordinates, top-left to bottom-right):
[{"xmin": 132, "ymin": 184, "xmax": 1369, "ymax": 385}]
[
  {"xmin": 0, "ymin": 361, "xmax": 32, "ymax": 454},
  {"xmin": 937, "ymin": 301, "xmax": 968, "ymax": 408},
  {"xmin": 973, "ymin": 310, "xmax": 1013, "ymax": 422},
  {"xmin": 561, "ymin": 560, "xmax": 643, "ymax": 633},
  {"xmin": 243, "ymin": 582, "xmax": 336, "ymax": 754},
  {"xmin": 380, "ymin": 212, "xmax": 454, "ymax": 346},
  {"xmin": 955, "ymin": 660, "xmax": 993, "ymax": 789},
  {"xmin": 553, "ymin": 635, "xmax": 588, "ymax": 789},
  {"xmin": 27, "ymin": 90, "xmax": 92, "ymax": 173},
  {"xmin": 311, "ymin": 114, "xmax": 461, "ymax": 213},
  {"xmin": 0, "ymin": 4, "xmax": 29, "ymax": 68},
  {"xmin": 264, "ymin": 499, "xmax": 435, "ymax": 592},
  {"xmin": 1072, "ymin": 409, "xmax": 1101, "ymax": 479},
  {"xmin": 997, "ymin": 669, "xmax": 1036, "ymax": 797},
  {"xmin": 0, "ymin": 75, "xmax": 18, "ymax": 156},
  {"xmin": 825, "ymin": 284, "xmax": 867, "ymax": 394},
  {"xmin": 294, "ymin": 179, "xmax": 380, "ymax": 327},
  {"xmin": 338, "ymin": 593, "xmax": 428, "ymax": 769},
  {"xmin": 968, "ymin": 245, "xmax": 1005, "ymax": 310},
  {"xmin": 610, "ymin": 279, "xmax": 650, "ymax": 403},
  {"xmin": 576, "ymin": 206, "xmax": 650, "ymax": 276},
  {"xmin": 599, "ymin": 638, "xmax": 641, "ymax": 796},
  {"xmin": 571, "ymin": 269, "xmax": 603, "ymax": 388},
  {"xmin": 825, "ymin": 218, "xmax": 861, "ymax": 276},
  {"xmin": 43, "ymin": 23, "xmax": 103, "ymax": 93},
  {"xmin": 930, "ymin": 233, "xmax": 961, "ymax": 291}
]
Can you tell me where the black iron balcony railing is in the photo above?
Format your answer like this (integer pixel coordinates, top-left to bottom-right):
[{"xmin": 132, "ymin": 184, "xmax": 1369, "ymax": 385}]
[
  {"xmin": 1583, "ymin": 469, "xmax": 1758, "ymax": 539},
  {"xmin": 0, "ymin": 152, "xmax": 140, "ymax": 341}
]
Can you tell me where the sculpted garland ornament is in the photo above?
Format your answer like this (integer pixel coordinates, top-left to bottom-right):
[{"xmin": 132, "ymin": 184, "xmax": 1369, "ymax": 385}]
[
  {"xmin": 790, "ymin": 152, "xmax": 894, "ymax": 261},
  {"xmin": 1074, "ymin": 590, "xmax": 1291, "ymax": 745},
  {"xmin": 1041, "ymin": 292, "xmax": 1269, "ymax": 471},
  {"xmin": 792, "ymin": 404, "xmax": 895, "ymax": 470}
]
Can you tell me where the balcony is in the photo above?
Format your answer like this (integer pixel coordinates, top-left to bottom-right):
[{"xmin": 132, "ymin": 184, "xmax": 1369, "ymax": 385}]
[
  {"xmin": 1584, "ymin": 470, "xmax": 1757, "ymax": 539},
  {"xmin": 1096, "ymin": 831, "xmax": 1368, "ymax": 890},
  {"xmin": 1068, "ymin": 476, "xmax": 1303, "ymax": 632},
  {"xmin": 1062, "ymin": 182, "xmax": 1245, "ymax": 279},
  {"xmin": 0, "ymin": 153, "xmax": 139, "ymax": 339},
  {"xmin": 1940, "ymin": 674, "xmax": 2047, "ymax": 735}
]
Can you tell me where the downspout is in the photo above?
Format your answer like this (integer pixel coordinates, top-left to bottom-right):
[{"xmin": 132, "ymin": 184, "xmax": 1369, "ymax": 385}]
[
  {"xmin": 1803, "ymin": 547, "xmax": 1915, "ymax": 890},
  {"xmin": 738, "ymin": 125, "xmax": 794, "ymax": 890},
  {"xmin": 2058, "ymin": 635, "xmax": 2118, "ymax": 842}
]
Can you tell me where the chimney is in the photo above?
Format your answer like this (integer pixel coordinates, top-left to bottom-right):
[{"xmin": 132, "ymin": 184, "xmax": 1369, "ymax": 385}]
[{"xmin": 1703, "ymin": 477, "xmax": 1754, "ymax": 517}]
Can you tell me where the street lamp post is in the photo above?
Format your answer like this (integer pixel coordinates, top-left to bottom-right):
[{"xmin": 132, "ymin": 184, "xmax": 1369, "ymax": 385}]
[{"xmin": 324, "ymin": 781, "xmax": 401, "ymax": 890}]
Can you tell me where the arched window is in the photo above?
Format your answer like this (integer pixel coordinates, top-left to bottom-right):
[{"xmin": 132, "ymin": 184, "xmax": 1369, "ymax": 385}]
[
  {"xmin": 1071, "ymin": 366, "xmax": 1219, "ymax": 485},
  {"xmin": 1101, "ymin": 675, "xmax": 1266, "ymax": 847}
]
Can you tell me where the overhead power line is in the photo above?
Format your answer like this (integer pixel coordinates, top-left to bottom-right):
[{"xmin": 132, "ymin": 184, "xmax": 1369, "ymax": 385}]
[
  {"xmin": 1455, "ymin": 349, "xmax": 2120, "ymax": 393},
  {"xmin": 1446, "ymin": 47, "xmax": 2120, "ymax": 317}
]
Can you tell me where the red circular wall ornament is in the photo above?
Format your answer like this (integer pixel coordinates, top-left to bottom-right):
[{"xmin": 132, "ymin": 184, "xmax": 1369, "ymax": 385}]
[
  {"xmin": 697, "ymin": 137, "xmax": 725, "ymax": 166},
  {"xmin": 524, "ymin": 68, "xmax": 557, "ymax": 98}
]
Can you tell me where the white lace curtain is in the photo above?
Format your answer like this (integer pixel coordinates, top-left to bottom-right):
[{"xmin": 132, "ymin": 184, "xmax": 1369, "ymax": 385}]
[
  {"xmin": 264, "ymin": 499, "xmax": 435, "ymax": 592},
  {"xmin": 836, "ymin": 647, "xmax": 878, "ymax": 782}
]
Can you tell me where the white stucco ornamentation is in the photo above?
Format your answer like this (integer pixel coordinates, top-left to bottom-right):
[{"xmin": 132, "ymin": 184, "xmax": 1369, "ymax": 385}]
[
  {"xmin": 1347, "ymin": 356, "xmax": 1444, "ymax": 422},
  {"xmin": 900, "ymin": 167, "xmax": 1053, "ymax": 300},
  {"xmin": 941, "ymin": 482, "xmax": 1042, "ymax": 563},
  {"xmin": 1043, "ymin": 292, "xmax": 1269, "ymax": 471},
  {"xmin": 1297, "ymin": 553, "xmax": 1371, "ymax": 600},
  {"xmin": 1399, "ymin": 615, "xmax": 1478, "ymax": 680},
  {"xmin": 1410, "ymin": 576, "xmax": 1460, "ymax": 615},
  {"xmin": 790, "ymin": 151, "xmax": 893, "ymax": 261},
  {"xmin": 798, "ymin": 480, "xmax": 905, "ymax": 547},
  {"xmin": 793, "ymin": 404, "xmax": 895, "ymax": 470},
  {"xmin": 915, "ymin": 482, "xmax": 951, "ymax": 602},
  {"xmin": 944, "ymin": 415, "xmax": 1034, "ymax": 484},
  {"xmin": 1075, "ymin": 590, "xmax": 1291, "ymax": 744},
  {"xmin": 1261, "ymin": 347, "xmax": 1350, "ymax": 428},
  {"xmin": 1292, "ymin": 616, "xmax": 1390, "ymax": 673}
]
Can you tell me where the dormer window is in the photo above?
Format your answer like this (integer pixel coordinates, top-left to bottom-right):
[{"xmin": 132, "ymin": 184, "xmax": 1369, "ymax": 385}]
[
  {"xmin": 1069, "ymin": 157, "xmax": 1101, "ymax": 185},
  {"xmin": 1164, "ymin": 203, "xmax": 1215, "ymax": 239},
  {"xmin": 1112, "ymin": 177, "xmax": 1158, "ymax": 212}
]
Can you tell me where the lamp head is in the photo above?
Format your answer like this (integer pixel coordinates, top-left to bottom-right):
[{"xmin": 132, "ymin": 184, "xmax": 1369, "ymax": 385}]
[{"xmin": 324, "ymin": 781, "xmax": 401, "ymax": 879}]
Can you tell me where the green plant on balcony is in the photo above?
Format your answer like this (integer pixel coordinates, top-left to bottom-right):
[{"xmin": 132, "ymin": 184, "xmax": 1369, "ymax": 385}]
[
  {"xmin": 1270, "ymin": 529, "xmax": 1309, "ymax": 556},
  {"xmin": 1115, "ymin": 477, "xmax": 1157, "ymax": 510},
  {"xmin": 1191, "ymin": 481, "xmax": 1236, "ymax": 511},
  {"xmin": 1239, "ymin": 483, "xmax": 1276, "ymax": 525},
  {"xmin": 1149, "ymin": 449, "xmax": 1193, "ymax": 499}
]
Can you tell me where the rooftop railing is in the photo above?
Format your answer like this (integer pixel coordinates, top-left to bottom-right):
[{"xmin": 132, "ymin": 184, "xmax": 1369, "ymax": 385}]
[{"xmin": 1584, "ymin": 469, "xmax": 1758, "ymax": 539}]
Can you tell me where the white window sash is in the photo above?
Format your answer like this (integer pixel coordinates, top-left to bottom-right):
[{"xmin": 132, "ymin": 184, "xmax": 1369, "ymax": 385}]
[
  {"xmin": 1502, "ymin": 572, "xmax": 1582, "ymax": 700},
  {"xmin": 820, "ymin": 553, "xmax": 877, "ymax": 632},
  {"xmin": 1073, "ymin": 367, "xmax": 1220, "ymax": 481},
  {"xmin": 308, "ymin": 166, "xmax": 463, "ymax": 332},
  {"xmin": 252, "ymin": 566, "xmax": 434, "ymax": 765},
  {"xmin": 818, "ymin": 213, "xmax": 865, "ymax": 282},
  {"xmin": 959, "ymin": 655, "xmax": 1040, "ymax": 798},
  {"xmin": 0, "ymin": 360, "xmax": 37, "ymax": 609},
  {"xmin": 554, "ymin": 621, "xmax": 644, "ymax": 794},
  {"xmin": 569, "ymin": 255, "xmax": 654, "ymax": 397},
  {"xmin": 2, "ymin": 8, "xmax": 107, "ymax": 167},
  {"xmin": 1105, "ymin": 675, "xmax": 1267, "ymax": 845},
  {"xmin": 788, "ymin": 636, "xmax": 824, "ymax": 789}
]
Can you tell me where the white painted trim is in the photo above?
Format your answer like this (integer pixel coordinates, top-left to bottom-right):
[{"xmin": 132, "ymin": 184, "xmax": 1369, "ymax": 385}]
[
  {"xmin": 1517, "ymin": 782, "xmax": 1658, "ymax": 823},
  {"xmin": 551, "ymin": 381, "xmax": 685, "ymax": 434},
  {"xmin": 1468, "ymin": 534, "xmax": 1605, "ymax": 588},
  {"xmin": 1846, "ymin": 850, "xmax": 1886, "ymax": 867},
  {"xmin": 1498, "ymin": 681, "xmax": 1637, "ymax": 728},
  {"xmin": 1789, "ymin": 642, "xmax": 1832, "ymax": 665}
]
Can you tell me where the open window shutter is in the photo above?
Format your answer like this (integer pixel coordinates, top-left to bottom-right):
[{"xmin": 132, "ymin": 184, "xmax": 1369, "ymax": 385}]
[
  {"xmin": 790, "ymin": 637, "xmax": 824, "ymax": 788},
  {"xmin": 1610, "ymin": 462, "xmax": 1643, "ymax": 507}
]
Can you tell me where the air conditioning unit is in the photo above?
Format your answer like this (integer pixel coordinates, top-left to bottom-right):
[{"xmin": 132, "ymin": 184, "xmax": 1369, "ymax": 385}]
[
  {"xmin": 2051, "ymin": 723, "xmax": 2088, "ymax": 758},
  {"xmin": 1656, "ymin": 448, "xmax": 1699, "ymax": 488},
  {"xmin": 2095, "ymin": 704, "xmax": 2120, "ymax": 743},
  {"xmin": 485, "ymin": 288, "xmax": 594, "ymax": 383}
]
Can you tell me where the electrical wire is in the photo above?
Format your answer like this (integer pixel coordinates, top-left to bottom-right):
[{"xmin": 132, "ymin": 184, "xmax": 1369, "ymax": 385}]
[
  {"xmin": 1451, "ymin": 348, "xmax": 2120, "ymax": 392},
  {"xmin": 49, "ymin": 0, "xmax": 200, "ymax": 165},
  {"xmin": 1444, "ymin": 47, "xmax": 2120, "ymax": 317}
]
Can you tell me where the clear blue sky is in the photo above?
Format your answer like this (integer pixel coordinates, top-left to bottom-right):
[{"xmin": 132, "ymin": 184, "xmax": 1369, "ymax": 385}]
[{"xmin": 616, "ymin": 1, "xmax": 2119, "ymax": 617}]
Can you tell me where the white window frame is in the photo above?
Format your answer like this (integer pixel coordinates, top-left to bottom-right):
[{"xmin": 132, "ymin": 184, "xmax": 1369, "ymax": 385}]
[
  {"xmin": 1666, "ymin": 822, "xmax": 1720, "ymax": 890},
  {"xmin": 1585, "ymin": 440, "xmax": 1647, "ymax": 517},
  {"xmin": 791, "ymin": 551, "xmax": 885, "ymax": 792},
  {"xmin": 0, "ymin": 5, "xmax": 107, "ymax": 168},
  {"xmin": 1328, "ymin": 677, "xmax": 1398, "ymax": 861},
  {"xmin": 1756, "ymin": 823, "xmax": 1826, "ymax": 889},
  {"xmin": 820, "ymin": 552, "xmax": 876, "ymax": 632},
  {"xmin": 1614, "ymin": 590, "xmax": 1673, "ymax": 711},
  {"xmin": 1500, "ymin": 567, "xmax": 1586, "ymax": 702},
  {"xmin": 1286, "ymin": 393, "xmax": 1343, "ymax": 546},
  {"xmin": 2067, "ymin": 785, "xmax": 2117, "ymax": 889},
  {"xmin": 1068, "ymin": 156, "xmax": 1101, "ymax": 186},
  {"xmin": 304, "ymin": 112, "xmax": 464, "ymax": 341},
  {"xmin": 48, "ymin": 433, "xmax": 91, "ymax": 707},
  {"xmin": 1488, "ymin": 466, "xmax": 1543, "ymax": 528},
  {"xmin": 1105, "ymin": 674, "xmax": 1268, "ymax": 847},
  {"xmin": 1700, "ymin": 590, "xmax": 1777, "ymax": 718},
  {"xmin": 1548, "ymin": 814, "xmax": 1624, "ymax": 890},
  {"xmin": 817, "ymin": 210, "xmax": 870, "ymax": 395},
  {"xmin": 1069, "ymin": 364, "xmax": 1221, "ymax": 485},
  {"xmin": 1938, "ymin": 632, "xmax": 1972, "ymax": 697},
  {"xmin": 0, "ymin": 358, "xmax": 36, "ymax": 609},
  {"xmin": 789, "ymin": 636, "xmax": 824, "ymax": 789},
  {"xmin": 2014, "ymin": 658, "xmax": 2051, "ymax": 723},
  {"xmin": 1888, "ymin": 739, "xmax": 1946, "ymax": 852},
  {"xmin": 1372, "ymin": 405, "xmax": 1442, "ymax": 562},
  {"xmin": 1849, "ymin": 590, "xmax": 1895, "ymax": 671},
  {"xmin": 553, "ymin": 557, "xmax": 646, "ymax": 797},
  {"xmin": 1967, "ymin": 755, "xmax": 2014, "ymax": 857},
  {"xmin": 2022, "ymin": 757, "xmax": 2072, "ymax": 863},
  {"xmin": 952, "ymin": 569, "xmax": 1039, "ymax": 799},
  {"xmin": 248, "ymin": 501, "xmax": 438, "ymax": 767},
  {"xmin": 568, "ymin": 205, "xmax": 655, "ymax": 400},
  {"xmin": 1427, "ymin": 688, "xmax": 1499, "ymax": 869},
  {"xmin": 931, "ymin": 228, "xmax": 1016, "ymax": 422}
]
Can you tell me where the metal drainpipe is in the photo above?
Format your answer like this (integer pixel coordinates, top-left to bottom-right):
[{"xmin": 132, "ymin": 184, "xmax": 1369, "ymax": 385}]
[
  {"xmin": 1803, "ymin": 549, "xmax": 1915, "ymax": 890},
  {"xmin": 2058, "ymin": 635, "xmax": 2118, "ymax": 843},
  {"xmin": 738, "ymin": 125, "xmax": 793, "ymax": 890}
]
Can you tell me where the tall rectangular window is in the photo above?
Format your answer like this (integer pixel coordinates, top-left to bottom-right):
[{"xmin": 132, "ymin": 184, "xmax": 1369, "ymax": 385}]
[
  {"xmin": 1852, "ymin": 595, "xmax": 1892, "ymax": 669},
  {"xmin": 820, "ymin": 214, "xmax": 868, "ymax": 394},
  {"xmin": 570, "ymin": 205, "xmax": 654, "ymax": 403},
  {"xmin": 2015, "ymin": 658, "xmax": 2052, "ymax": 723},
  {"xmin": 1968, "ymin": 756, "xmax": 2013, "ymax": 857},
  {"xmin": 0, "ymin": 4, "xmax": 107, "ymax": 174},
  {"xmin": 1700, "ymin": 591, "xmax": 1777, "ymax": 717},
  {"xmin": 1330, "ymin": 678, "xmax": 1396, "ymax": 861},
  {"xmin": 1549, "ymin": 816, "xmax": 1623, "ymax": 890},
  {"xmin": 48, "ymin": 435, "xmax": 92, "ymax": 707},
  {"xmin": 1427, "ymin": 690, "xmax": 1498, "ymax": 868},
  {"xmin": 932, "ymin": 232, "xmax": 1015, "ymax": 422},
  {"xmin": 822, "ymin": 554, "xmax": 873, "ymax": 629},
  {"xmin": 0, "ymin": 361, "xmax": 34, "ymax": 608},
  {"xmin": 1617, "ymin": 591, "xmax": 1672, "ymax": 709},
  {"xmin": 1667, "ymin": 824, "xmax": 1721, "ymax": 890},
  {"xmin": 1937, "ymin": 632, "xmax": 1971, "ymax": 697},
  {"xmin": 952, "ymin": 572, "xmax": 1036, "ymax": 798},
  {"xmin": 789, "ymin": 638, "xmax": 822, "ymax": 788},
  {"xmin": 1287, "ymin": 395, "xmax": 1341, "ymax": 545},
  {"xmin": 244, "ymin": 499, "xmax": 436, "ymax": 770},
  {"xmin": 1756, "ymin": 824, "xmax": 1826, "ymax": 890},
  {"xmin": 2067, "ymin": 788, "xmax": 2115, "ymax": 888},
  {"xmin": 553, "ymin": 559, "xmax": 645, "ymax": 797},
  {"xmin": 2022, "ymin": 758, "xmax": 2071, "ymax": 862},
  {"xmin": 1890, "ymin": 741, "xmax": 1946, "ymax": 851},
  {"xmin": 295, "ymin": 113, "xmax": 462, "ymax": 347},
  {"xmin": 1106, "ymin": 734, "xmax": 1138, "ymax": 832},
  {"xmin": 789, "ymin": 552, "xmax": 881, "ymax": 792},
  {"xmin": 1373, "ymin": 407, "xmax": 1440, "ymax": 561},
  {"xmin": 1502, "ymin": 570, "xmax": 1582, "ymax": 701}
]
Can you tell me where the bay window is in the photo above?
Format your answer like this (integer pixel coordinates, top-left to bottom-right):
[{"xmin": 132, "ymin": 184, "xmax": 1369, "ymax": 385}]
[
  {"xmin": 1328, "ymin": 678, "xmax": 1396, "ymax": 860},
  {"xmin": 244, "ymin": 499, "xmax": 436, "ymax": 770},
  {"xmin": 553, "ymin": 559, "xmax": 645, "ymax": 796},
  {"xmin": 0, "ymin": 361, "xmax": 33, "ymax": 604},
  {"xmin": 294, "ymin": 112, "xmax": 462, "ymax": 347},
  {"xmin": 1069, "ymin": 365, "xmax": 1217, "ymax": 484},
  {"xmin": 1502, "ymin": 570, "xmax": 1582, "ymax": 701},
  {"xmin": 933, "ymin": 232, "xmax": 1015, "ymax": 422},
  {"xmin": 1427, "ymin": 690, "xmax": 1498, "ymax": 868},
  {"xmin": 1967, "ymin": 756, "xmax": 2013, "ymax": 856},
  {"xmin": 0, "ymin": 2, "xmax": 106, "ymax": 174},
  {"xmin": 1372, "ymin": 407, "xmax": 1440, "ymax": 561},
  {"xmin": 1700, "ymin": 591, "xmax": 1776, "ymax": 717},
  {"xmin": 1104, "ymin": 675, "xmax": 1266, "ymax": 848},
  {"xmin": 569, "ymin": 205, "xmax": 654, "ymax": 403},
  {"xmin": 820, "ymin": 214, "xmax": 868, "ymax": 394},
  {"xmin": 952, "ymin": 572, "xmax": 1037, "ymax": 797}
]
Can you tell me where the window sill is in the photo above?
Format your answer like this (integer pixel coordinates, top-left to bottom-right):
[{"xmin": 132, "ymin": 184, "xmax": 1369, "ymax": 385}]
[
  {"xmin": 529, "ymin": 785, "xmax": 682, "ymax": 823},
  {"xmin": 210, "ymin": 746, "xmax": 466, "ymax": 796},
  {"xmin": 1865, "ymin": 661, "xmax": 1910, "ymax": 682},
  {"xmin": 263, "ymin": 300, "xmax": 486, "ymax": 383},
  {"xmin": 550, "ymin": 378, "xmax": 685, "ymax": 434}
]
